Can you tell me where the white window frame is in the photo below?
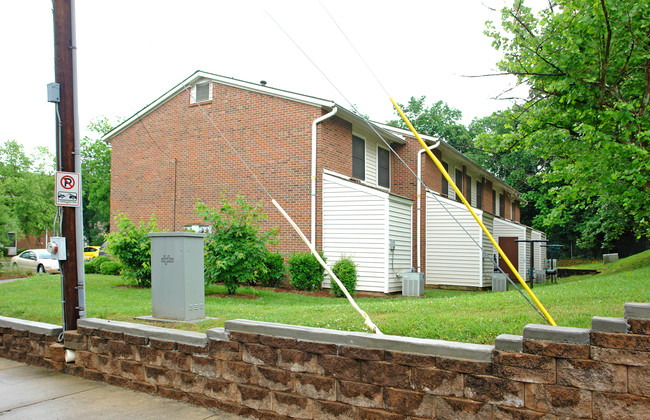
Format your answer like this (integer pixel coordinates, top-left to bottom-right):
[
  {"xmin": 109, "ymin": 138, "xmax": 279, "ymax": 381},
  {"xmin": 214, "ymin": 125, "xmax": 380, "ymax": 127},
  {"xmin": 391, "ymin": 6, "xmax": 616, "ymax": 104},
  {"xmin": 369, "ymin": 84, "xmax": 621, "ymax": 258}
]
[
  {"xmin": 190, "ymin": 81, "xmax": 213, "ymax": 104},
  {"xmin": 377, "ymin": 145, "xmax": 390, "ymax": 189}
]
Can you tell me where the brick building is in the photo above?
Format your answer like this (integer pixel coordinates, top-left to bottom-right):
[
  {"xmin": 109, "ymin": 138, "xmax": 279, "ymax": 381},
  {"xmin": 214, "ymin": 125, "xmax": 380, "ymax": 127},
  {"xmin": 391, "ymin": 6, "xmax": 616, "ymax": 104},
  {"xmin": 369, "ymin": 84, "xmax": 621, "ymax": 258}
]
[{"xmin": 103, "ymin": 71, "xmax": 543, "ymax": 291}]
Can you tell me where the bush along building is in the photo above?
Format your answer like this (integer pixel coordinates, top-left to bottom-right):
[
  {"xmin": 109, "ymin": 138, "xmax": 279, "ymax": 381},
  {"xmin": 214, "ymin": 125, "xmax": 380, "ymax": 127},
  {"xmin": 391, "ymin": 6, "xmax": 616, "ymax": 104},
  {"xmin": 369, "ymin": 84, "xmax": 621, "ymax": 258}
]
[{"xmin": 103, "ymin": 71, "xmax": 545, "ymax": 292}]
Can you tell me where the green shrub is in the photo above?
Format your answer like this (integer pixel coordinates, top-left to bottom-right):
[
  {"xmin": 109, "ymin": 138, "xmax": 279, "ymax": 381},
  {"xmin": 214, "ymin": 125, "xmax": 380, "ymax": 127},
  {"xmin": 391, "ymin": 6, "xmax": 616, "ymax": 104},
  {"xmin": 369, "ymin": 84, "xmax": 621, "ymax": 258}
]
[
  {"xmin": 100, "ymin": 260, "xmax": 122, "ymax": 275},
  {"xmin": 196, "ymin": 195, "xmax": 278, "ymax": 294},
  {"xmin": 288, "ymin": 251, "xmax": 326, "ymax": 291},
  {"xmin": 258, "ymin": 252, "xmax": 286, "ymax": 287},
  {"xmin": 330, "ymin": 256, "xmax": 357, "ymax": 297},
  {"xmin": 1, "ymin": 247, "xmax": 8, "ymax": 257},
  {"xmin": 84, "ymin": 261, "xmax": 97, "ymax": 274},
  {"xmin": 105, "ymin": 214, "xmax": 158, "ymax": 287}
]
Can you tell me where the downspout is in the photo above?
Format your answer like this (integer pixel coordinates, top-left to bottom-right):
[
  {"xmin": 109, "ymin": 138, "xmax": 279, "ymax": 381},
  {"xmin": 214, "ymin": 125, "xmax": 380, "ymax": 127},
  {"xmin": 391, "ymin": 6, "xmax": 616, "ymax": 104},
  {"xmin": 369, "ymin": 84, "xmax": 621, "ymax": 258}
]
[
  {"xmin": 417, "ymin": 142, "xmax": 440, "ymax": 273},
  {"xmin": 311, "ymin": 107, "xmax": 338, "ymax": 246}
]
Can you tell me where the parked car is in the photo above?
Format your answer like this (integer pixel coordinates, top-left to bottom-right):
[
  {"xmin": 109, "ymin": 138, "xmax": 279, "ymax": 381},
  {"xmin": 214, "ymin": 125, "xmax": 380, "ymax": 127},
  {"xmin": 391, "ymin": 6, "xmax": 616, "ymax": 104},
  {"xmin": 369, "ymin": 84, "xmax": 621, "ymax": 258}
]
[
  {"xmin": 84, "ymin": 246, "xmax": 108, "ymax": 261},
  {"xmin": 10, "ymin": 249, "xmax": 60, "ymax": 274}
]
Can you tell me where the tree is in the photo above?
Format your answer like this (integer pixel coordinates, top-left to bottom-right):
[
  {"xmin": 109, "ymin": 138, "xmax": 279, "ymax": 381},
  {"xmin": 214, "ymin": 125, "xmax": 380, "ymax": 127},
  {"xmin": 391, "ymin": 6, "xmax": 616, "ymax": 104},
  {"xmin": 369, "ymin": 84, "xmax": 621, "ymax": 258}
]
[
  {"xmin": 0, "ymin": 140, "xmax": 56, "ymax": 247},
  {"xmin": 387, "ymin": 96, "xmax": 473, "ymax": 153},
  {"xmin": 483, "ymin": 0, "xmax": 650, "ymax": 248},
  {"xmin": 196, "ymin": 195, "xmax": 279, "ymax": 294},
  {"xmin": 81, "ymin": 117, "xmax": 113, "ymax": 245}
]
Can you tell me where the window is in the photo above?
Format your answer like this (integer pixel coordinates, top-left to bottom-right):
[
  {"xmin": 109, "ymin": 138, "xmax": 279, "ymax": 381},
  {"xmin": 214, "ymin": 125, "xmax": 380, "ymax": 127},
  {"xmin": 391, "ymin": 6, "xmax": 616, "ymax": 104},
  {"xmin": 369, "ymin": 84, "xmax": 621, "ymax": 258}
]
[
  {"xmin": 499, "ymin": 193, "xmax": 505, "ymax": 217},
  {"xmin": 352, "ymin": 135, "xmax": 365, "ymax": 180},
  {"xmin": 476, "ymin": 180, "xmax": 482, "ymax": 209},
  {"xmin": 191, "ymin": 81, "xmax": 211, "ymax": 103},
  {"xmin": 492, "ymin": 189, "xmax": 496, "ymax": 214},
  {"xmin": 511, "ymin": 201, "xmax": 516, "ymax": 220},
  {"xmin": 466, "ymin": 175, "xmax": 472, "ymax": 206},
  {"xmin": 441, "ymin": 161, "xmax": 449, "ymax": 196},
  {"xmin": 378, "ymin": 146, "xmax": 390, "ymax": 188},
  {"xmin": 455, "ymin": 169, "xmax": 463, "ymax": 202}
]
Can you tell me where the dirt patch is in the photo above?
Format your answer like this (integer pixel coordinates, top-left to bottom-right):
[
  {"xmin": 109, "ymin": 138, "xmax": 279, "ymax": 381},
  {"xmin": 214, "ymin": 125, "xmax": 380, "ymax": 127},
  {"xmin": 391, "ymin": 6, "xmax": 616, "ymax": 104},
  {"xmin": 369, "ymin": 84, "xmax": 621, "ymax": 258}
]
[
  {"xmin": 206, "ymin": 293, "xmax": 259, "ymax": 300},
  {"xmin": 0, "ymin": 274, "xmax": 31, "ymax": 281}
]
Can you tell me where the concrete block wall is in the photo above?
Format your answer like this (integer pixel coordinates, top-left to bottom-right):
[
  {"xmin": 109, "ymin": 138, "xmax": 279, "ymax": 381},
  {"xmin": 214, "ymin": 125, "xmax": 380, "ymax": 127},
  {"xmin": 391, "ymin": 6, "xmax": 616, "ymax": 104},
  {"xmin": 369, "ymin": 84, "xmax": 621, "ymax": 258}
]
[{"xmin": 1, "ymin": 302, "xmax": 649, "ymax": 419}]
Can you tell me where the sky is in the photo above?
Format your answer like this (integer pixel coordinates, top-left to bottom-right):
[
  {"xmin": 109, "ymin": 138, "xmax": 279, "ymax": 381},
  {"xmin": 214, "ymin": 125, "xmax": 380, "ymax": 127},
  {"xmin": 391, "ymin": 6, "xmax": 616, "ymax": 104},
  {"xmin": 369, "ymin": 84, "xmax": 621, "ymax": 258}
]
[{"xmin": 0, "ymin": 0, "xmax": 536, "ymax": 156}]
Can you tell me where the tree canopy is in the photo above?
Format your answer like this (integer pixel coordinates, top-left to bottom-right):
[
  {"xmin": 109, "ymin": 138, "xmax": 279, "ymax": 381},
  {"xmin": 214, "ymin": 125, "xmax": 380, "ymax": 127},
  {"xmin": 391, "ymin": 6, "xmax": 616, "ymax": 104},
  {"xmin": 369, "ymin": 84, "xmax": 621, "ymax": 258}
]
[
  {"xmin": 0, "ymin": 140, "xmax": 56, "ymax": 247},
  {"xmin": 81, "ymin": 117, "xmax": 113, "ymax": 245},
  {"xmin": 480, "ymin": 0, "xmax": 650, "ymax": 250}
]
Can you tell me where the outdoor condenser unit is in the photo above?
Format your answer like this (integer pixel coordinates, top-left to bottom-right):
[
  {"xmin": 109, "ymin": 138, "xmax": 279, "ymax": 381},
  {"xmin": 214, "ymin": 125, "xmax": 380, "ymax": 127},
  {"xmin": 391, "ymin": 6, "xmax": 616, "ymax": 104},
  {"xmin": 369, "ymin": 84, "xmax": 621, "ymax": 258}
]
[{"xmin": 402, "ymin": 272, "xmax": 424, "ymax": 297}]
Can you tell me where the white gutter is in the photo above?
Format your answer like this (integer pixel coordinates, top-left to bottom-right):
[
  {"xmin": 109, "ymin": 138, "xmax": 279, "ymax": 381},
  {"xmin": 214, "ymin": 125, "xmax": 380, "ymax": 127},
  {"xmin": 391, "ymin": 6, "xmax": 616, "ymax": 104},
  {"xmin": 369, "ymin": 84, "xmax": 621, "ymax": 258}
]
[
  {"xmin": 311, "ymin": 107, "xmax": 338, "ymax": 246},
  {"xmin": 417, "ymin": 142, "xmax": 441, "ymax": 273}
]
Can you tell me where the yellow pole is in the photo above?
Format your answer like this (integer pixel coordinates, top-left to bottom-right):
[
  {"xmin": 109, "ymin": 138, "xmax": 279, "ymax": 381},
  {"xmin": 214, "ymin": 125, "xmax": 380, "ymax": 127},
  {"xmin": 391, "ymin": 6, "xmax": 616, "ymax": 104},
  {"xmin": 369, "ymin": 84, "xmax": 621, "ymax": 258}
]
[{"xmin": 390, "ymin": 97, "xmax": 557, "ymax": 326}]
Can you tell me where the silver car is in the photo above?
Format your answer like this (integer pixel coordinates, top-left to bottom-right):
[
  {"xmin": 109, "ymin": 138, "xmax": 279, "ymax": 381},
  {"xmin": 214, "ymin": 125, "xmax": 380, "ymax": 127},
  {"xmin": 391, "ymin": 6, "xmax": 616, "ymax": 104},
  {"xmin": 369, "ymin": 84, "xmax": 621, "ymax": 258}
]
[{"xmin": 10, "ymin": 249, "xmax": 60, "ymax": 274}]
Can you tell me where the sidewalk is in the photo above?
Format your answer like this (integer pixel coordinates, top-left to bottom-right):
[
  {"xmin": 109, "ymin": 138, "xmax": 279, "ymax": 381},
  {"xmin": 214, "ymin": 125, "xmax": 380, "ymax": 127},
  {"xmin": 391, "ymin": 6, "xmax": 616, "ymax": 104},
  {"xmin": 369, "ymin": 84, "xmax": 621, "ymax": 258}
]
[{"xmin": 0, "ymin": 357, "xmax": 248, "ymax": 419}]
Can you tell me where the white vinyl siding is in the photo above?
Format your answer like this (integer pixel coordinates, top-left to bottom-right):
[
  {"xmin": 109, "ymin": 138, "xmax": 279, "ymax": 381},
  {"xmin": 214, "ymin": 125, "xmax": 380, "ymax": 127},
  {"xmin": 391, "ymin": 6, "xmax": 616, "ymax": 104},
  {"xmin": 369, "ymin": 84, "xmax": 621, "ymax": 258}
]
[
  {"xmin": 481, "ymin": 212, "xmax": 495, "ymax": 286},
  {"xmin": 365, "ymin": 138, "xmax": 377, "ymax": 186},
  {"xmin": 425, "ymin": 193, "xmax": 485, "ymax": 287},
  {"xmin": 388, "ymin": 195, "xmax": 413, "ymax": 293},
  {"xmin": 531, "ymin": 230, "xmax": 547, "ymax": 271},
  {"xmin": 493, "ymin": 218, "xmax": 527, "ymax": 280},
  {"xmin": 322, "ymin": 172, "xmax": 412, "ymax": 293}
]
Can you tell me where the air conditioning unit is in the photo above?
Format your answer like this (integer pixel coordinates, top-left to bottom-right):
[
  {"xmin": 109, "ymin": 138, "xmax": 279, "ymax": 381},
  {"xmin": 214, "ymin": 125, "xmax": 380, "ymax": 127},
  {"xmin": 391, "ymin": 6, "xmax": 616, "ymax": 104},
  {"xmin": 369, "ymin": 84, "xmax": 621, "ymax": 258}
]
[
  {"xmin": 402, "ymin": 272, "xmax": 424, "ymax": 297},
  {"xmin": 492, "ymin": 273, "xmax": 508, "ymax": 292}
]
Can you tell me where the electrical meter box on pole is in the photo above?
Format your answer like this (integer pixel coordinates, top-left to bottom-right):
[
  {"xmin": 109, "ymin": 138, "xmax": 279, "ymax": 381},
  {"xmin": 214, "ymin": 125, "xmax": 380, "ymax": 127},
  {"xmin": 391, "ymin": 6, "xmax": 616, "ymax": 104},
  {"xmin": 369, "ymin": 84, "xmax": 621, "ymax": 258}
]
[{"xmin": 148, "ymin": 232, "xmax": 206, "ymax": 321}]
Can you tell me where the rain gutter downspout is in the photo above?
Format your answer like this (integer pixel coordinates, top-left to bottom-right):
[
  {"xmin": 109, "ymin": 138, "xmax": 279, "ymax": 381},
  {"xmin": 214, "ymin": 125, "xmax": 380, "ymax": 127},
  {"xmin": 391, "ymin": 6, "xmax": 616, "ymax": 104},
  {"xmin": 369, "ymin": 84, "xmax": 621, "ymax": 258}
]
[
  {"xmin": 417, "ymin": 142, "xmax": 440, "ymax": 273},
  {"xmin": 311, "ymin": 107, "xmax": 338, "ymax": 246}
]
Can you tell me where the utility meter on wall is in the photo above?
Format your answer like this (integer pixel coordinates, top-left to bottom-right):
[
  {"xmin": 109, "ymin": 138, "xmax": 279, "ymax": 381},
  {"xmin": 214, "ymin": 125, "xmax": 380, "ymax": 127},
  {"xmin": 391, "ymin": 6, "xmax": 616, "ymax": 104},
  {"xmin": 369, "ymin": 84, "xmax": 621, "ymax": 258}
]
[{"xmin": 47, "ymin": 237, "xmax": 66, "ymax": 260}]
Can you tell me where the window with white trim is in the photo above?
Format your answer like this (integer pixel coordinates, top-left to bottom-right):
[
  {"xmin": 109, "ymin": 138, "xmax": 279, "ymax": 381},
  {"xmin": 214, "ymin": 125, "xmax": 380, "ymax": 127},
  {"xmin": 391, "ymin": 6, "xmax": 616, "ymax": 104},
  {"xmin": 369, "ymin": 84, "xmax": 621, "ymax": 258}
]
[
  {"xmin": 352, "ymin": 135, "xmax": 365, "ymax": 180},
  {"xmin": 377, "ymin": 146, "xmax": 390, "ymax": 188},
  {"xmin": 190, "ymin": 81, "xmax": 212, "ymax": 103}
]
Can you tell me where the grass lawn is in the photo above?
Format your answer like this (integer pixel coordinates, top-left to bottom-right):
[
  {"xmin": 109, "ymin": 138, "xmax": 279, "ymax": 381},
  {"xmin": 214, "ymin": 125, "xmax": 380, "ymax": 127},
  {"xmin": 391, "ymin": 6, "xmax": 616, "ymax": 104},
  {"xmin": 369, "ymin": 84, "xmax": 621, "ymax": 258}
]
[{"xmin": 1, "ymin": 250, "xmax": 648, "ymax": 344}]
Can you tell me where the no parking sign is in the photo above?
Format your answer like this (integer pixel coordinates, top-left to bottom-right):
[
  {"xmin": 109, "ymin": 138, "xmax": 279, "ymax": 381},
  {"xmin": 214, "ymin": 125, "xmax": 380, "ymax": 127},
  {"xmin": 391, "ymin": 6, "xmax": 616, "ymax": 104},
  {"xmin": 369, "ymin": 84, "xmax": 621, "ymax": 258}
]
[{"xmin": 55, "ymin": 171, "xmax": 80, "ymax": 207}]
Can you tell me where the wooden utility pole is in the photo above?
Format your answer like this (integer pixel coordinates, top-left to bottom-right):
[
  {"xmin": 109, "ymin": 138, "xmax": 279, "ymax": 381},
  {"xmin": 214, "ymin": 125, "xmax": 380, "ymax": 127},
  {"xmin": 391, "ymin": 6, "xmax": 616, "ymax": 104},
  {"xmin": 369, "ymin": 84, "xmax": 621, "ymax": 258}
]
[{"xmin": 53, "ymin": 0, "xmax": 80, "ymax": 330}]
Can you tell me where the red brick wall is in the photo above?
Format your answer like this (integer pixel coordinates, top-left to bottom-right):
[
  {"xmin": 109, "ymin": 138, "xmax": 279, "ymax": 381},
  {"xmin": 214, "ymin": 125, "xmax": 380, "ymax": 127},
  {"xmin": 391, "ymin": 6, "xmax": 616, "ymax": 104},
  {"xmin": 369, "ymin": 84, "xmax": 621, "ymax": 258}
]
[{"xmin": 110, "ymin": 84, "xmax": 357, "ymax": 254}]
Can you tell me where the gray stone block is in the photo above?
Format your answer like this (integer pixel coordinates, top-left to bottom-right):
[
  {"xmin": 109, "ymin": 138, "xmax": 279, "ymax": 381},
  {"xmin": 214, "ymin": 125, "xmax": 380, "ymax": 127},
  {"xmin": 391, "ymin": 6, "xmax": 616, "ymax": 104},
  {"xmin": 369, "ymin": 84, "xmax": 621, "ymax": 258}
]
[
  {"xmin": 591, "ymin": 316, "xmax": 628, "ymax": 333},
  {"xmin": 494, "ymin": 334, "xmax": 523, "ymax": 352},
  {"xmin": 0, "ymin": 315, "xmax": 63, "ymax": 336},
  {"xmin": 523, "ymin": 324, "xmax": 590, "ymax": 345},
  {"xmin": 225, "ymin": 319, "xmax": 494, "ymax": 362},
  {"xmin": 206, "ymin": 327, "xmax": 228, "ymax": 341},
  {"xmin": 602, "ymin": 253, "xmax": 619, "ymax": 264},
  {"xmin": 624, "ymin": 302, "xmax": 650, "ymax": 320},
  {"xmin": 77, "ymin": 318, "xmax": 207, "ymax": 347}
]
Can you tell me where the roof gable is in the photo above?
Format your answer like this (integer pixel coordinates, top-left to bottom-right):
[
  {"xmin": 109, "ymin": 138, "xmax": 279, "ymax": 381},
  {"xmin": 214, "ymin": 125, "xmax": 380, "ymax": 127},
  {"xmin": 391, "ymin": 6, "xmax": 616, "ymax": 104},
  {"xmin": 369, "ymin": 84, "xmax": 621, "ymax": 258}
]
[{"xmin": 102, "ymin": 70, "xmax": 404, "ymax": 145}]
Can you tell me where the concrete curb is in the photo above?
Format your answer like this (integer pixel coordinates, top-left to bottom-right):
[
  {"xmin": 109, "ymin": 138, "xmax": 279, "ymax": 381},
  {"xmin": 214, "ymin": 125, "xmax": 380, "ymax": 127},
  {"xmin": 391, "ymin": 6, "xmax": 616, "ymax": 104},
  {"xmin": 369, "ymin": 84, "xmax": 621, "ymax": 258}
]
[
  {"xmin": 0, "ymin": 315, "xmax": 62, "ymax": 336},
  {"xmin": 591, "ymin": 316, "xmax": 628, "ymax": 333},
  {"xmin": 523, "ymin": 324, "xmax": 590, "ymax": 345},
  {"xmin": 494, "ymin": 334, "xmax": 523, "ymax": 352},
  {"xmin": 624, "ymin": 303, "xmax": 650, "ymax": 320},
  {"xmin": 225, "ymin": 319, "xmax": 494, "ymax": 362},
  {"xmin": 78, "ymin": 318, "xmax": 208, "ymax": 347}
]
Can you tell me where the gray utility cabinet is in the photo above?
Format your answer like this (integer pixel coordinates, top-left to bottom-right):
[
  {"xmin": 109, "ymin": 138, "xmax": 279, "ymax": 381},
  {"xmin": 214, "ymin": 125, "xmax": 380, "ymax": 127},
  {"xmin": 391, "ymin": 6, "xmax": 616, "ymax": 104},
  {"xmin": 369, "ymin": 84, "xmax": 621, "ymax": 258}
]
[{"xmin": 149, "ymin": 232, "xmax": 206, "ymax": 321}]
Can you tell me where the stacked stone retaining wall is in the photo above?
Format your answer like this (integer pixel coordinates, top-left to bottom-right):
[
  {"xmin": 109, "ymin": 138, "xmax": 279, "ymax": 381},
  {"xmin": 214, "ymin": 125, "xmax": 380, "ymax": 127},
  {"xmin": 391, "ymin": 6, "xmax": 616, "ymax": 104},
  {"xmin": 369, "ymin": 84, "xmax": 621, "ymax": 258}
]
[{"xmin": 1, "ymin": 303, "xmax": 648, "ymax": 419}]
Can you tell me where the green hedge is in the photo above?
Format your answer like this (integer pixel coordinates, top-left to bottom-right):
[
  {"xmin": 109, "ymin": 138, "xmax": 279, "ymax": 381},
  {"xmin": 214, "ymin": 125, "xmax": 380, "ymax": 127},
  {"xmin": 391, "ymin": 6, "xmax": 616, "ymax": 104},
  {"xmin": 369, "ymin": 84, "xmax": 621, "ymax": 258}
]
[
  {"xmin": 330, "ymin": 256, "xmax": 357, "ymax": 297},
  {"xmin": 288, "ymin": 251, "xmax": 325, "ymax": 291}
]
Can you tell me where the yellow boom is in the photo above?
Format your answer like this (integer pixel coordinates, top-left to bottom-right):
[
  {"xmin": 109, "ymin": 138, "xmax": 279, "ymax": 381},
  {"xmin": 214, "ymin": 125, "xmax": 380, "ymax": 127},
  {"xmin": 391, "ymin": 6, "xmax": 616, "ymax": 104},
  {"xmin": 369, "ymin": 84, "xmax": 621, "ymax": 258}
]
[{"xmin": 391, "ymin": 97, "xmax": 557, "ymax": 326}]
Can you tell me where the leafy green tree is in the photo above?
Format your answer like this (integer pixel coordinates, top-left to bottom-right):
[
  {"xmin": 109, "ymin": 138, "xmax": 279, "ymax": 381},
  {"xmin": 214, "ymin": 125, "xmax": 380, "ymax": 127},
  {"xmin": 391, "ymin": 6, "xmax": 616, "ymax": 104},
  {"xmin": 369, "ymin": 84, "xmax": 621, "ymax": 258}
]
[
  {"xmin": 387, "ymin": 96, "xmax": 473, "ymax": 153},
  {"xmin": 195, "ymin": 195, "xmax": 279, "ymax": 294},
  {"xmin": 484, "ymin": 0, "xmax": 650, "ymax": 248},
  {"xmin": 81, "ymin": 117, "xmax": 113, "ymax": 245},
  {"xmin": 0, "ymin": 140, "xmax": 56, "ymax": 247},
  {"xmin": 105, "ymin": 214, "xmax": 158, "ymax": 287}
]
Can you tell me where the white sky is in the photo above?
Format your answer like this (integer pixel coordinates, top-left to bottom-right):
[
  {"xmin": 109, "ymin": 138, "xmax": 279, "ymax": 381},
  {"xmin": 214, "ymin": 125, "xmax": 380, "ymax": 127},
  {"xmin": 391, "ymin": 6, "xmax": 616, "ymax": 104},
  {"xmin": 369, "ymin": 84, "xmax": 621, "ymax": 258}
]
[{"xmin": 0, "ymin": 0, "xmax": 534, "ymax": 155}]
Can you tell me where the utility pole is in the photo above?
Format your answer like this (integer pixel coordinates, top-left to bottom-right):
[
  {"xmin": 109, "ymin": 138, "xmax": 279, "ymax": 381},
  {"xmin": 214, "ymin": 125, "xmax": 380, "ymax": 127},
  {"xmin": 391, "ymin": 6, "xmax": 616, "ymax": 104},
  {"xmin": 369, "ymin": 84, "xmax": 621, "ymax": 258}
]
[{"xmin": 53, "ymin": 0, "xmax": 83, "ymax": 330}]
